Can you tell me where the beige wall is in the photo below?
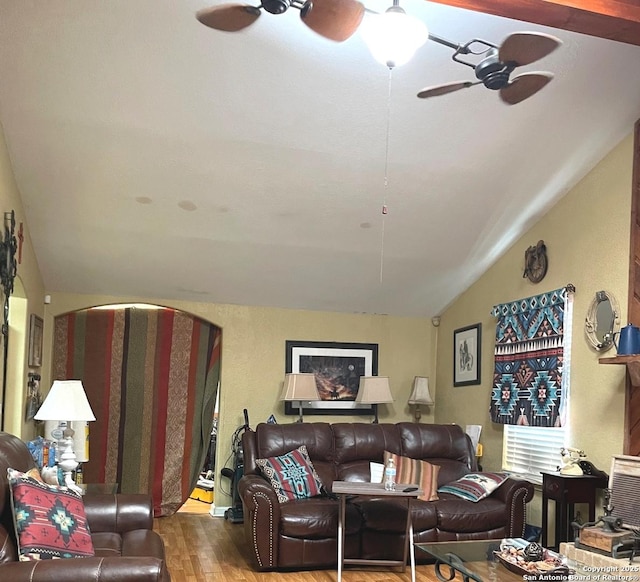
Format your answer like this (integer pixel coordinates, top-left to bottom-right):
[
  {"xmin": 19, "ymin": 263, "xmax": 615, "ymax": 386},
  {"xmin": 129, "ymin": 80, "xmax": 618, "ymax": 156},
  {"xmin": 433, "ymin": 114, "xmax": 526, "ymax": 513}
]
[
  {"xmin": 435, "ymin": 133, "xmax": 634, "ymax": 524},
  {"xmin": 43, "ymin": 293, "xmax": 434, "ymax": 508},
  {"xmin": 4, "ymin": 122, "xmax": 635, "ymax": 517},
  {"xmin": 0, "ymin": 123, "xmax": 45, "ymax": 439}
]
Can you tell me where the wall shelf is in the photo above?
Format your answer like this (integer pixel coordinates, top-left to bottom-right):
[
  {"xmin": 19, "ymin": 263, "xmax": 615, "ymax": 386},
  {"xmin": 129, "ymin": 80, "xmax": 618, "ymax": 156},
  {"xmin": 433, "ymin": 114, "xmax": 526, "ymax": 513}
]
[{"xmin": 599, "ymin": 355, "xmax": 640, "ymax": 386}]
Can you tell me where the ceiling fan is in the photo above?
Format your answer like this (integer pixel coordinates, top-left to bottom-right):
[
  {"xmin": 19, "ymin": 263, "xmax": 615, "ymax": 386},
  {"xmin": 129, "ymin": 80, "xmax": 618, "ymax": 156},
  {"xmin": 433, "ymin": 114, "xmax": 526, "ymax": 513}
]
[
  {"xmin": 417, "ymin": 31, "xmax": 562, "ymax": 105},
  {"xmin": 196, "ymin": 0, "xmax": 365, "ymax": 42}
]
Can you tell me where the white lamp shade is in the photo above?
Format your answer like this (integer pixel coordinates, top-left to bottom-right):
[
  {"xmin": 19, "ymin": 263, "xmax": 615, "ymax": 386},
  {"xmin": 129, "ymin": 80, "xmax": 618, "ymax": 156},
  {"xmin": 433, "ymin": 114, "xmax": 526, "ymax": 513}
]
[
  {"xmin": 356, "ymin": 376, "xmax": 394, "ymax": 404},
  {"xmin": 408, "ymin": 376, "xmax": 434, "ymax": 405},
  {"xmin": 360, "ymin": 9, "xmax": 428, "ymax": 68},
  {"xmin": 34, "ymin": 380, "xmax": 96, "ymax": 422},
  {"xmin": 280, "ymin": 373, "xmax": 319, "ymax": 401}
]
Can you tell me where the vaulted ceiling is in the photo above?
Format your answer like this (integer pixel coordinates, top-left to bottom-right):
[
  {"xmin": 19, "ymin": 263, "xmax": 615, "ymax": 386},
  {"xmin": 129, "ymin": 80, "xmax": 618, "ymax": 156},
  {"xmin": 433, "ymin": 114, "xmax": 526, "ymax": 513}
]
[{"xmin": 0, "ymin": 1, "xmax": 639, "ymax": 317}]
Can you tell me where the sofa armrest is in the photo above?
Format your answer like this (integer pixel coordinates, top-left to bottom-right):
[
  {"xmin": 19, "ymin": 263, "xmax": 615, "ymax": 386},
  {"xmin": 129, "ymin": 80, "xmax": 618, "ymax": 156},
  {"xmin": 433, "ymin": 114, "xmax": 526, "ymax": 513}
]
[
  {"xmin": 238, "ymin": 474, "xmax": 281, "ymax": 570},
  {"xmin": 490, "ymin": 477, "xmax": 535, "ymax": 537},
  {"xmin": 83, "ymin": 494, "xmax": 154, "ymax": 533},
  {"xmin": 0, "ymin": 557, "xmax": 169, "ymax": 582}
]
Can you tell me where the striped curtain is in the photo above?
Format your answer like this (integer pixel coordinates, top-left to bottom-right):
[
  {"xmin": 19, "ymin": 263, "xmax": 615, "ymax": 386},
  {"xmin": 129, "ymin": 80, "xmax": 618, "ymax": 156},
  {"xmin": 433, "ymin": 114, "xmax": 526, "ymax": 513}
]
[
  {"xmin": 490, "ymin": 287, "xmax": 573, "ymax": 427},
  {"xmin": 52, "ymin": 306, "xmax": 221, "ymax": 516}
]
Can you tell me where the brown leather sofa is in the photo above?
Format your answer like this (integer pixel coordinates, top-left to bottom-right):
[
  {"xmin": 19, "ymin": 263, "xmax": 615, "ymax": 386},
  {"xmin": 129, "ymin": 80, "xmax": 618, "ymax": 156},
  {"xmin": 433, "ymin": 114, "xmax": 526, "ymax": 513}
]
[
  {"xmin": 0, "ymin": 431, "xmax": 170, "ymax": 581},
  {"xmin": 239, "ymin": 422, "xmax": 534, "ymax": 571}
]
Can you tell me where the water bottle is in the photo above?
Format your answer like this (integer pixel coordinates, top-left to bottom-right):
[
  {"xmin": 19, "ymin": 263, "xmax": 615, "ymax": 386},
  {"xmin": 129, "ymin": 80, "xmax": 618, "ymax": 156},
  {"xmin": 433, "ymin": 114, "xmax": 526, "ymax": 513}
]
[{"xmin": 384, "ymin": 457, "xmax": 396, "ymax": 491}]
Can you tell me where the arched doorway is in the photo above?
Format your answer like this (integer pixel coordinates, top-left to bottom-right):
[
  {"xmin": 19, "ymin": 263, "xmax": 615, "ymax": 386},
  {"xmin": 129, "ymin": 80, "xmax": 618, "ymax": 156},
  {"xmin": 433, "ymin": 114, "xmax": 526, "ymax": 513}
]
[{"xmin": 51, "ymin": 303, "xmax": 222, "ymax": 516}]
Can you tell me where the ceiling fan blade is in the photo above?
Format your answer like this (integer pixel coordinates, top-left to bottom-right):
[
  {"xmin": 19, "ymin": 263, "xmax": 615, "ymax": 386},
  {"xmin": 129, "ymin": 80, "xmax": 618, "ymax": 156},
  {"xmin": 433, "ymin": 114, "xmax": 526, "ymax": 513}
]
[
  {"xmin": 196, "ymin": 4, "xmax": 261, "ymax": 32},
  {"xmin": 499, "ymin": 32, "xmax": 562, "ymax": 66},
  {"xmin": 417, "ymin": 80, "xmax": 479, "ymax": 99},
  {"xmin": 500, "ymin": 72, "xmax": 553, "ymax": 105},
  {"xmin": 300, "ymin": 0, "xmax": 365, "ymax": 42}
]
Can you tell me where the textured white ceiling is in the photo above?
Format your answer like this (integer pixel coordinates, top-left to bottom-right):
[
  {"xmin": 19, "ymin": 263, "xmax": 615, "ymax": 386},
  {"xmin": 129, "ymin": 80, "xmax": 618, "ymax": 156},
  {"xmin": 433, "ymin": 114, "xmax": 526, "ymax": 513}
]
[{"xmin": 1, "ymin": 1, "xmax": 639, "ymax": 317}]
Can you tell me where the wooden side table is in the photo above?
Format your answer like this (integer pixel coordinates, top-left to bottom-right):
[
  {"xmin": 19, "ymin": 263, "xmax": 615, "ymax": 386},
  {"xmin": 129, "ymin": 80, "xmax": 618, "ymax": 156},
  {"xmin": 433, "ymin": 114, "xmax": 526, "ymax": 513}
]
[
  {"xmin": 333, "ymin": 481, "xmax": 422, "ymax": 582},
  {"xmin": 541, "ymin": 471, "xmax": 608, "ymax": 550}
]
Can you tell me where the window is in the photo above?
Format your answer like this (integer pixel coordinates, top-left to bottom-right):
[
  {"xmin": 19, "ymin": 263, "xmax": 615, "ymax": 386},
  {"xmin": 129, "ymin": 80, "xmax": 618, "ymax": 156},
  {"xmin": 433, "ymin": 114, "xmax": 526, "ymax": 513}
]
[{"xmin": 502, "ymin": 424, "xmax": 566, "ymax": 484}]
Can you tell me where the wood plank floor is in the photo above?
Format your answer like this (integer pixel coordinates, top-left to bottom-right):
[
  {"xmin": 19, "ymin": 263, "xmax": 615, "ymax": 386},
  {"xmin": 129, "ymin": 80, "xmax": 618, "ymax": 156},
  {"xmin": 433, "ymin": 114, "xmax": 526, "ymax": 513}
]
[{"xmin": 154, "ymin": 500, "xmax": 445, "ymax": 582}]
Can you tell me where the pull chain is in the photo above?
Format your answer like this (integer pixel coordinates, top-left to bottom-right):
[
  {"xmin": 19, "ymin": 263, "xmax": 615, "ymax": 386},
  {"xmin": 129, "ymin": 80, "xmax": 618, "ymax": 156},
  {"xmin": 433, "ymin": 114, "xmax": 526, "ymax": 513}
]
[{"xmin": 380, "ymin": 68, "xmax": 393, "ymax": 284}]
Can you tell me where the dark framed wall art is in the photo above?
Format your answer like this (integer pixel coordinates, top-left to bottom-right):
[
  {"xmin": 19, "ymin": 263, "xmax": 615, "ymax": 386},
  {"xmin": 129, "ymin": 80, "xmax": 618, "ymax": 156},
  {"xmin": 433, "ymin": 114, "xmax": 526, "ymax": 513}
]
[
  {"xmin": 453, "ymin": 323, "xmax": 481, "ymax": 387},
  {"xmin": 285, "ymin": 340, "xmax": 378, "ymax": 416}
]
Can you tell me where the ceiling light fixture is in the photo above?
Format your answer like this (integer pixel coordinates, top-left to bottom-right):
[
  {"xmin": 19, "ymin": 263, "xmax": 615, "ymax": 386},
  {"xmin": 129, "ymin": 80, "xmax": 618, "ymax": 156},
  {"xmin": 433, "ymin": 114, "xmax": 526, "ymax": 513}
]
[{"xmin": 361, "ymin": 0, "xmax": 428, "ymax": 68}]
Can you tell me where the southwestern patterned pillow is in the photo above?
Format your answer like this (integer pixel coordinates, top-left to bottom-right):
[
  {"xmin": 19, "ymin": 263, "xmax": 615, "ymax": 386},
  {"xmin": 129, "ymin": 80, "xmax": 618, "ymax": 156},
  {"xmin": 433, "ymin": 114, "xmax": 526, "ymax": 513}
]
[
  {"xmin": 256, "ymin": 445, "xmax": 324, "ymax": 503},
  {"xmin": 7, "ymin": 468, "xmax": 95, "ymax": 560},
  {"xmin": 437, "ymin": 472, "xmax": 508, "ymax": 502},
  {"xmin": 382, "ymin": 451, "xmax": 440, "ymax": 501}
]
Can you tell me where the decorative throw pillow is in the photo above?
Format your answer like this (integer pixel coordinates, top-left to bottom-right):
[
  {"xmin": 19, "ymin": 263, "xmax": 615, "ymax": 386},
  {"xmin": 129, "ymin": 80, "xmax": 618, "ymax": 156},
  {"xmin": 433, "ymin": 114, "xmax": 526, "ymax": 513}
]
[
  {"xmin": 437, "ymin": 472, "xmax": 508, "ymax": 502},
  {"xmin": 256, "ymin": 445, "xmax": 324, "ymax": 503},
  {"xmin": 7, "ymin": 468, "xmax": 95, "ymax": 560},
  {"xmin": 382, "ymin": 451, "xmax": 440, "ymax": 501}
]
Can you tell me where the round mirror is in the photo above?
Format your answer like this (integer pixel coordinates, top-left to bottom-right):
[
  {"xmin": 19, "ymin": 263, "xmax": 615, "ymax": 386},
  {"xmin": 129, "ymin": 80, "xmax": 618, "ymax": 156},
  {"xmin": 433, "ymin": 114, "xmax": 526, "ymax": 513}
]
[{"xmin": 585, "ymin": 290, "xmax": 620, "ymax": 351}]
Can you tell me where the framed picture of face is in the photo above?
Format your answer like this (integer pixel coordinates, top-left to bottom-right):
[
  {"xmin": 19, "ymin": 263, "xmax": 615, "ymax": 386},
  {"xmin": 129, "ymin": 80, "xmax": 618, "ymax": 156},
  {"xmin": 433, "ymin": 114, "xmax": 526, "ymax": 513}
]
[{"xmin": 284, "ymin": 340, "xmax": 378, "ymax": 416}]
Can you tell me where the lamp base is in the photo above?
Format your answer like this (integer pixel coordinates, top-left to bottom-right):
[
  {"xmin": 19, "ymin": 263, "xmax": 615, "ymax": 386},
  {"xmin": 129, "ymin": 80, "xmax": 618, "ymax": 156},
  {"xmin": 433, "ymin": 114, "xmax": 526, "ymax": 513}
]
[
  {"xmin": 63, "ymin": 470, "xmax": 83, "ymax": 495},
  {"xmin": 58, "ymin": 433, "xmax": 82, "ymax": 495}
]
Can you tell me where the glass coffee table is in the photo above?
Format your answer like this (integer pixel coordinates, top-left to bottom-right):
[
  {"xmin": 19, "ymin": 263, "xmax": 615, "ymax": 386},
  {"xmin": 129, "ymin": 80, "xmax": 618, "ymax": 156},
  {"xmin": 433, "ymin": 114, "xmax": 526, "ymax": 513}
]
[{"xmin": 416, "ymin": 538, "xmax": 591, "ymax": 582}]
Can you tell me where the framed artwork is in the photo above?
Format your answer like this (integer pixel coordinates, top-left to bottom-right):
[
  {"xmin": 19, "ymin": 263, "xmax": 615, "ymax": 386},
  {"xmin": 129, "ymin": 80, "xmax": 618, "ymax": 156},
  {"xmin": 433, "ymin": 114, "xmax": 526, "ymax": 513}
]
[
  {"xmin": 453, "ymin": 323, "xmax": 481, "ymax": 387},
  {"xmin": 28, "ymin": 314, "xmax": 44, "ymax": 368},
  {"xmin": 285, "ymin": 340, "xmax": 378, "ymax": 416}
]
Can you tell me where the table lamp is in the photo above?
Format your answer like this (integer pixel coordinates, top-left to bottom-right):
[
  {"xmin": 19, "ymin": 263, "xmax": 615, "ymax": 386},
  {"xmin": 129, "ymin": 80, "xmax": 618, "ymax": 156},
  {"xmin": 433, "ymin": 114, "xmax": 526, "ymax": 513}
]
[
  {"xmin": 408, "ymin": 376, "xmax": 434, "ymax": 422},
  {"xmin": 280, "ymin": 373, "xmax": 319, "ymax": 423},
  {"xmin": 34, "ymin": 380, "xmax": 96, "ymax": 493},
  {"xmin": 355, "ymin": 376, "xmax": 393, "ymax": 423}
]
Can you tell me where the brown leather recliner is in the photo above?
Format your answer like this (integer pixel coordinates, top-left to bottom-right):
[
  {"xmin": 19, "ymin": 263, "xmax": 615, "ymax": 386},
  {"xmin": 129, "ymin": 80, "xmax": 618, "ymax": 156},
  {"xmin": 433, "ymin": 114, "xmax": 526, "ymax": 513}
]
[
  {"xmin": 0, "ymin": 431, "xmax": 170, "ymax": 581},
  {"xmin": 239, "ymin": 422, "xmax": 535, "ymax": 571}
]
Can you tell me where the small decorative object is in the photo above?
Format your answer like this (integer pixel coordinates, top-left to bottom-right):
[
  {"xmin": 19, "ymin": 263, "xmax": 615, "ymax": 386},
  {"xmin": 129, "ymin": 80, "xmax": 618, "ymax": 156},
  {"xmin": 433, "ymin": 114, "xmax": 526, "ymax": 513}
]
[
  {"xmin": 40, "ymin": 465, "xmax": 62, "ymax": 486},
  {"xmin": 559, "ymin": 446, "xmax": 586, "ymax": 475},
  {"xmin": 603, "ymin": 487, "xmax": 614, "ymax": 517},
  {"xmin": 496, "ymin": 539, "xmax": 570, "ymax": 576},
  {"xmin": 24, "ymin": 372, "xmax": 41, "ymax": 421},
  {"xmin": 523, "ymin": 239, "xmax": 548, "ymax": 283},
  {"xmin": 27, "ymin": 314, "xmax": 44, "ymax": 368},
  {"xmin": 523, "ymin": 542, "xmax": 544, "ymax": 562},
  {"xmin": 584, "ymin": 290, "xmax": 620, "ymax": 351},
  {"xmin": 453, "ymin": 324, "xmax": 481, "ymax": 387}
]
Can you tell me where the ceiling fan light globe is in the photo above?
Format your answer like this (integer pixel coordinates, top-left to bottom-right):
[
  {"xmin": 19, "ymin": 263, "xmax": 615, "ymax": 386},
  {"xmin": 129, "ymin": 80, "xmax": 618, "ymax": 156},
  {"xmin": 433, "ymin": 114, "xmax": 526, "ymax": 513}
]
[{"xmin": 361, "ymin": 10, "xmax": 427, "ymax": 68}]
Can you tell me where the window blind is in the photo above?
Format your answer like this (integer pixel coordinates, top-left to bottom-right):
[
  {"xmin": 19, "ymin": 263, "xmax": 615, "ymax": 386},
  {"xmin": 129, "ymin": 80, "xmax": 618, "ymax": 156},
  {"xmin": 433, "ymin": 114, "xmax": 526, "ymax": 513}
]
[{"xmin": 502, "ymin": 425, "xmax": 566, "ymax": 484}]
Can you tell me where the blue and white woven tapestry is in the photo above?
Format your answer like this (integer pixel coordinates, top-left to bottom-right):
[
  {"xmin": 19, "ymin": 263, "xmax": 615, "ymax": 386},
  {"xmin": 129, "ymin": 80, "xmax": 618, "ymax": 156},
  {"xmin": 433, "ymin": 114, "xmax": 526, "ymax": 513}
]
[{"xmin": 490, "ymin": 287, "xmax": 573, "ymax": 426}]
